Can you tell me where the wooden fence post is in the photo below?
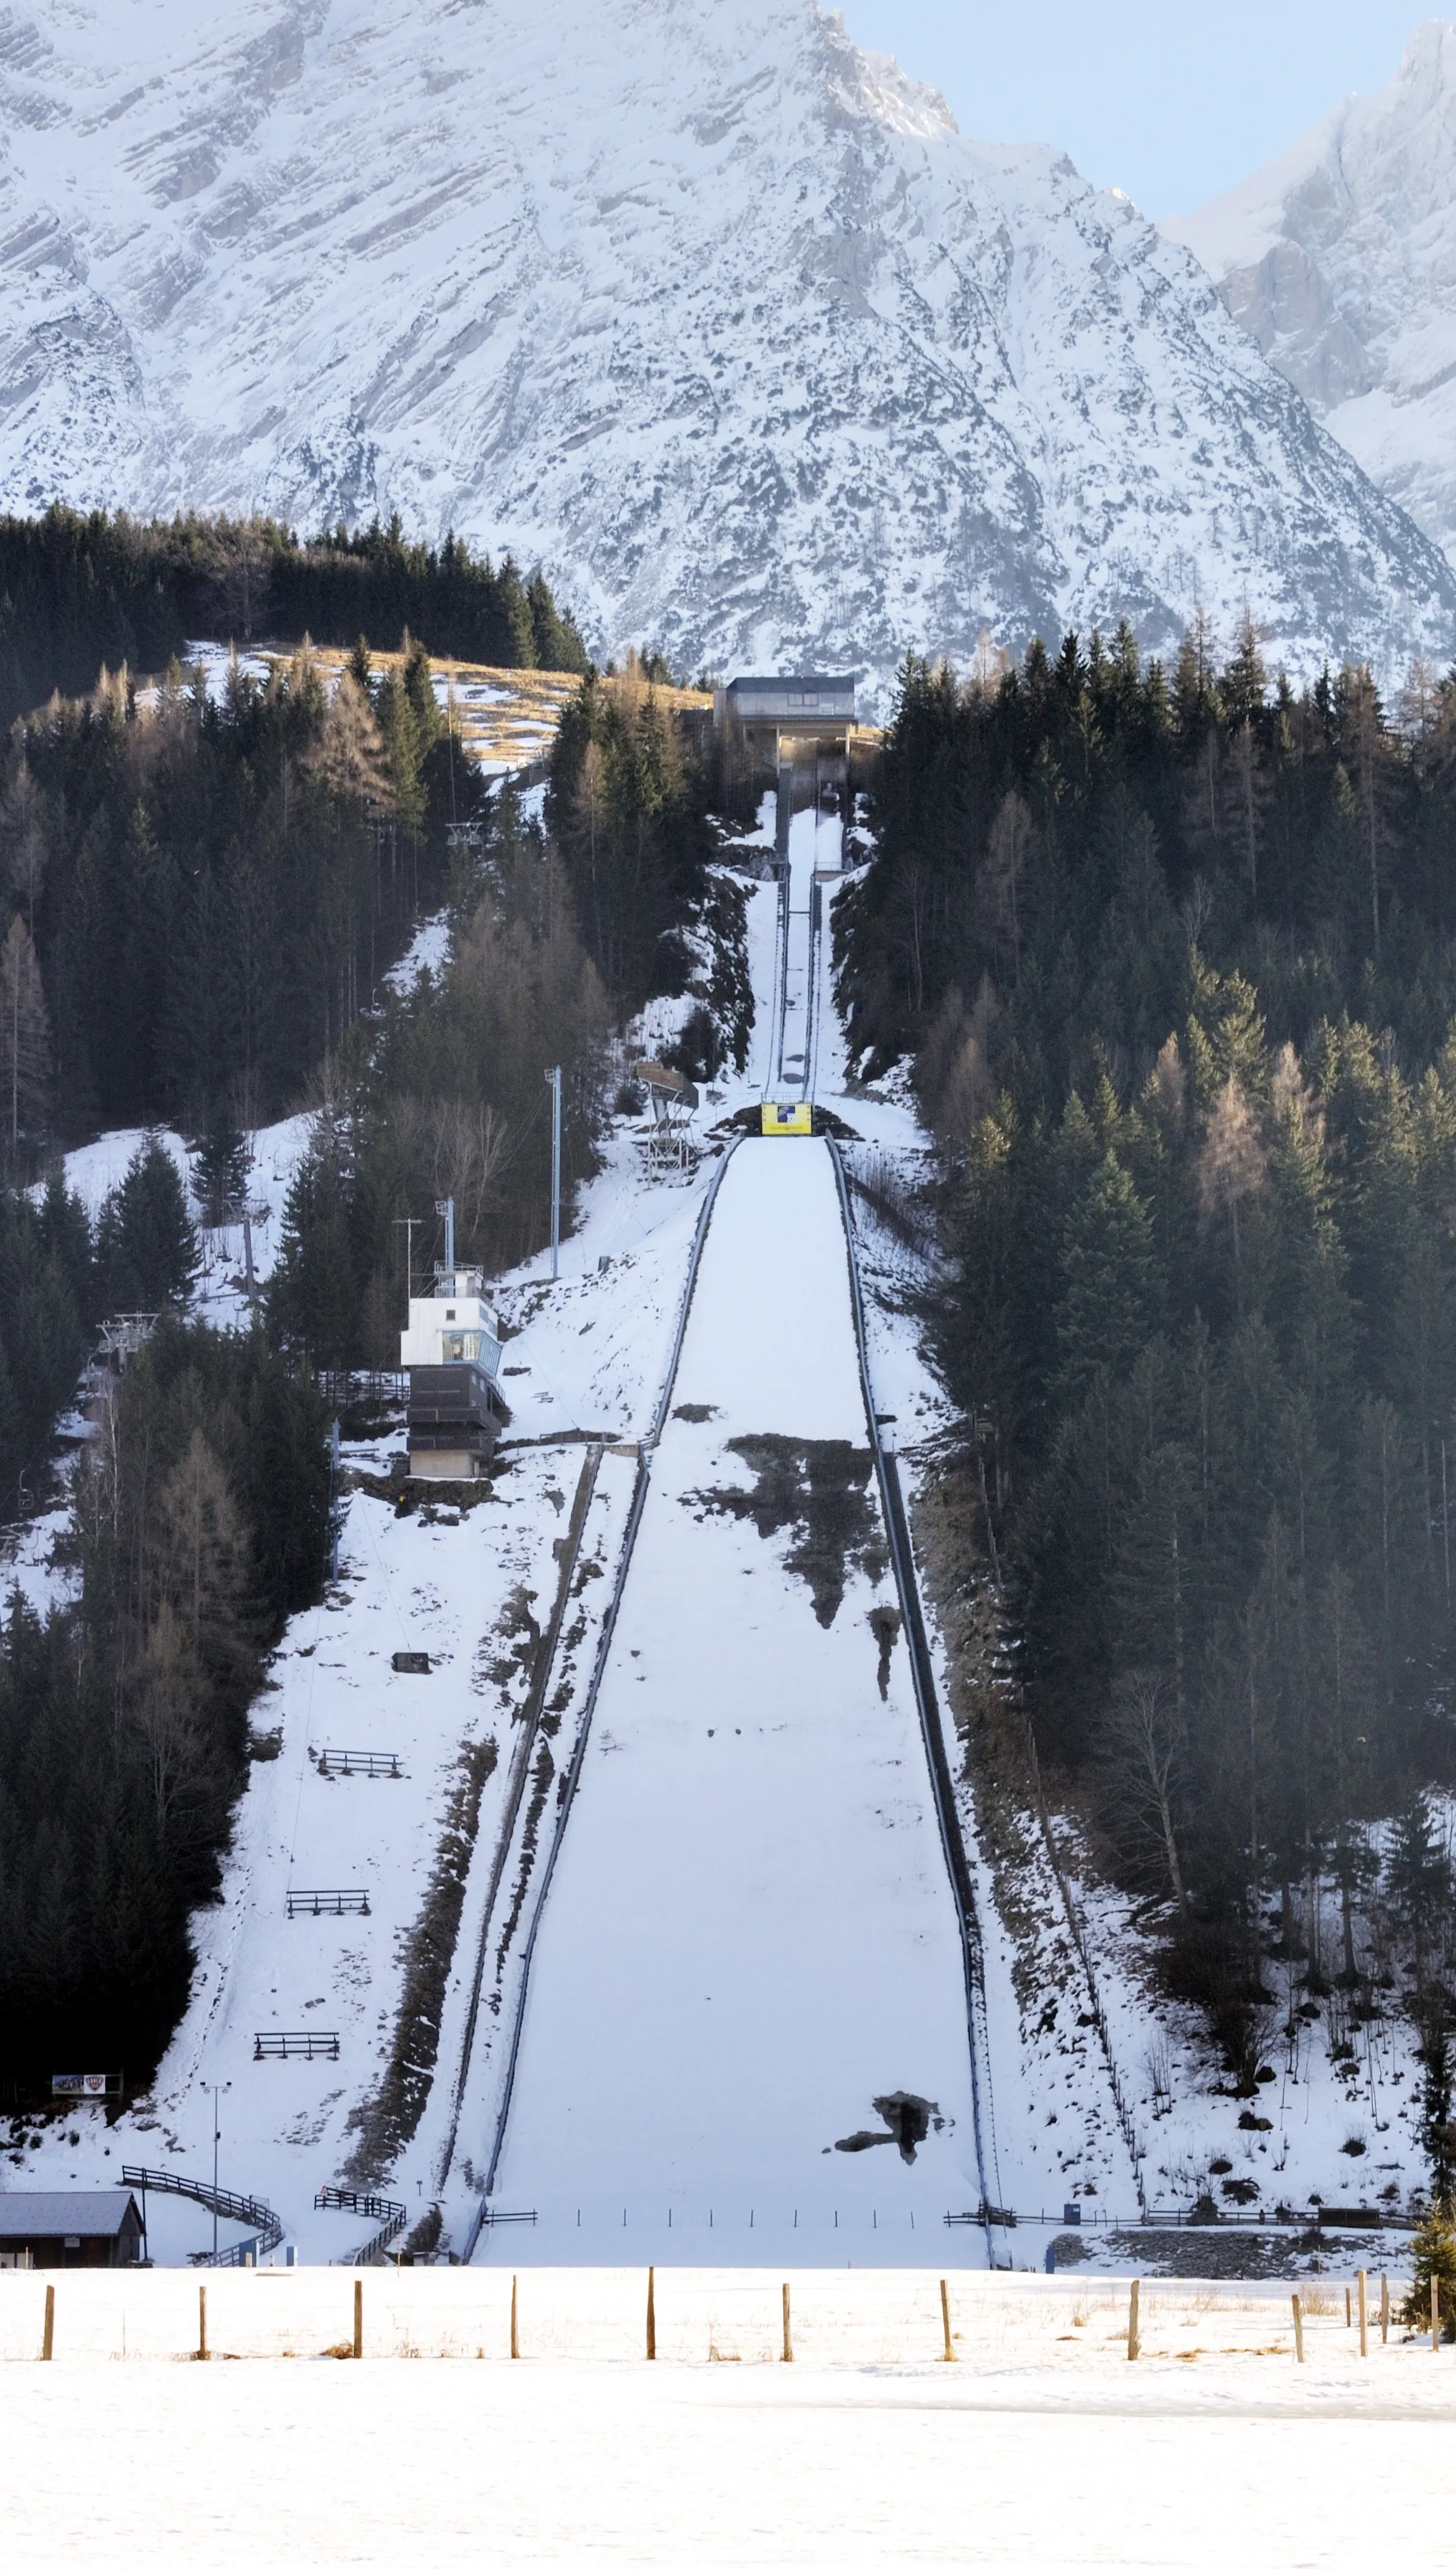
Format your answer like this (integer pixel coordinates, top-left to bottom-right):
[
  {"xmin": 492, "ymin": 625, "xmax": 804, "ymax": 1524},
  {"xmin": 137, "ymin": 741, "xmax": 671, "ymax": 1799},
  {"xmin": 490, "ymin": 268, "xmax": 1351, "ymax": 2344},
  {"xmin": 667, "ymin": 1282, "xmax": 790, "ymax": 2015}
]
[
  {"xmin": 353, "ymin": 2278, "xmax": 363, "ymax": 2361},
  {"xmin": 646, "ymin": 2267, "xmax": 656, "ymax": 2362},
  {"xmin": 1344, "ymin": 2285, "xmax": 1351, "ymax": 2329},
  {"xmin": 1432, "ymin": 2274, "xmax": 1441, "ymax": 2354},
  {"xmin": 940, "ymin": 2278, "xmax": 955, "ymax": 2363},
  {"xmin": 41, "ymin": 2283, "xmax": 54, "ymax": 2362},
  {"xmin": 1127, "ymin": 2278, "xmax": 1140, "ymax": 2362},
  {"xmin": 782, "ymin": 2282, "xmax": 793, "ymax": 2364},
  {"xmin": 1380, "ymin": 2272, "xmax": 1389, "ymax": 2345},
  {"xmin": 198, "ymin": 2284, "xmax": 208, "ymax": 2362},
  {"xmin": 1358, "ymin": 2268, "xmax": 1368, "ymax": 2357},
  {"xmin": 1291, "ymin": 2293, "xmax": 1304, "ymax": 2364},
  {"xmin": 510, "ymin": 2275, "xmax": 519, "ymax": 2360}
]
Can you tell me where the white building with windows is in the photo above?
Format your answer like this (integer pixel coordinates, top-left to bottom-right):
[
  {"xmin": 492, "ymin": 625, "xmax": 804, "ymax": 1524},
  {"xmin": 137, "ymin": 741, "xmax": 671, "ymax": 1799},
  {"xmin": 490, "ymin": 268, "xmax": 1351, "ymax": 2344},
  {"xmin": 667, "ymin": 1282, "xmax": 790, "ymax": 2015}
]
[{"xmin": 400, "ymin": 1265, "xmax": 507, "ymax": 1478}]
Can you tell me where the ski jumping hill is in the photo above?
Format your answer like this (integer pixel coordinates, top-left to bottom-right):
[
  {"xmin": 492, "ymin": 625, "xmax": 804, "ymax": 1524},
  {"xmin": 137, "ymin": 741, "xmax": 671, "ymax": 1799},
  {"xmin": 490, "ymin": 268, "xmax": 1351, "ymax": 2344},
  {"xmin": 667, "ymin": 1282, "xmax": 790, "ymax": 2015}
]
[
  {"xmin": 12, "ymin": 801, "xmax": 1437, "ymax": 2263},
  {"xmin": 1, "ymin": 0, "xmax": 1452, "ymax": 682}
]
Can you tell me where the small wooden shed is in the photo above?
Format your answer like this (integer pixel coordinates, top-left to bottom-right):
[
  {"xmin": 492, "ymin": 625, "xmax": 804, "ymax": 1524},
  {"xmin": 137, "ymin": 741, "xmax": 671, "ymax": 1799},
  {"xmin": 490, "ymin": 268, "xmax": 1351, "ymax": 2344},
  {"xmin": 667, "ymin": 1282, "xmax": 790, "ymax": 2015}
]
[{"xmin": 0, "ymin": 2189, "xmax": 146, "ymax": 2268}]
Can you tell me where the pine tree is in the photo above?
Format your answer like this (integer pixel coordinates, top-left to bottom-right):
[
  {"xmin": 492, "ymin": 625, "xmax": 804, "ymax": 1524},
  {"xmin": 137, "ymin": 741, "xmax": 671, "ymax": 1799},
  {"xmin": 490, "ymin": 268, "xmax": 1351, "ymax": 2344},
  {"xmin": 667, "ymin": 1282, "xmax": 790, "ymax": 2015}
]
[
  {"xmin": 496, "ymin": 559, "xmax": 536, "ymax": 666},
  {"xmin": 0, "ymin": 1204, "xmax": 85, "ymax": 1496},
  {"xmin": 1385, "ymin": 1793, "xmax": 1450, "ymax": 1968},
  {"xmin": 1054, "ymin": 1151, "xmax": 1160, "ymax": 1407},
  {"xmin": 157, "ymin": 1426, "xmax": 253, "ymax": 1700},
  {"xmin": 0, "ymin": 1324, "xmax": 22, "ymax": 1509},
  {"xmin": 977, "ymin": 791, "xmax": 1034, "ymax": 984},
  {"xmin": 36, "ymin": 1176, "xmax": 95, "ymax": 1328},
  {"xmin": 1419, "ymin": 2016, "xmax": 1456, "ymax": 2208},
  {"xmin": 526, "ymin": 570, "xmax": 589, "ymax": 673},
  {"xmin": 0, "ymin": 748, "xmax": 49, "ymax": 932},
  {"xmin": 1401, "ymin": 2204, "xmax": 1456, "ymax": 2336},
  {"xmin": 266, "ymin": 1131, "xmax": 360, "ymax": 1370},
  {"xmin": 400, "ymin": 633, "xmax": 442, "ymax": 752},
  {"xmin": 0, "ymin": 910, "xmax": 50, "ymax": 1169},
  {"xmin": 192, "ymin": 1113, "xmax": 250, "ymax": 1228},
  {"xmin": 97, "ymin": 1139, "xmax": 199, "ymax": 1311}
]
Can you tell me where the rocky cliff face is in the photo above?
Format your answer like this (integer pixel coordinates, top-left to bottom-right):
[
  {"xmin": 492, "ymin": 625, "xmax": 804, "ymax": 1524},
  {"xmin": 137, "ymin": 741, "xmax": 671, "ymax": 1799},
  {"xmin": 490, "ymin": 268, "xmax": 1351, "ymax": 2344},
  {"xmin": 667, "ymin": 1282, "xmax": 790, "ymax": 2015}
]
[
  {"xmin": 2, "ymin": 0, "xmax": 1451, "ymax": 686},
  {"xmin": 1168, "ymin": 21, "xmax": 1456, "ymax": 583}
]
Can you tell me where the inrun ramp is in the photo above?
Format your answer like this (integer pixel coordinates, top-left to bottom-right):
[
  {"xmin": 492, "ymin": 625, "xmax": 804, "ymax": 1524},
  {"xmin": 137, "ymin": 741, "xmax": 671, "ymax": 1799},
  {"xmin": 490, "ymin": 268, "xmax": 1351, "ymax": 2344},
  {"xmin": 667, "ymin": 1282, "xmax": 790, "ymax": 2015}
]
[{"xmin": 485, "ymin": 1140, "xmax": 983, "ymax": 2262}]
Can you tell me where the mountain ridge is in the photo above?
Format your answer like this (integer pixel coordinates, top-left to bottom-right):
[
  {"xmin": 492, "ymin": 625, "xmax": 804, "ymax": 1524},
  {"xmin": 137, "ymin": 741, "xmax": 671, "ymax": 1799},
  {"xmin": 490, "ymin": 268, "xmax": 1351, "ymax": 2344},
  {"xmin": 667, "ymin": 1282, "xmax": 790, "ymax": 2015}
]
[
  {"xmin": 1, "ymin": 0, "xmax": 1452, "ymax": 687},
  {"xmin": 1168, "ymin": 19, "xmax": 1456, "ymax": 584}
]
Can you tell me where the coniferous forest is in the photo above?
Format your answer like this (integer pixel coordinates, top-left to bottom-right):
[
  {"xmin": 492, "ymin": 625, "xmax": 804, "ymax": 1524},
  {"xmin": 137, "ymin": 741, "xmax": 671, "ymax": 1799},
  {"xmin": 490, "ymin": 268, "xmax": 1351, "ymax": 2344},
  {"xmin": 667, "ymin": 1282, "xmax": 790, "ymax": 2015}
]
[
  {"xmin": 1, "ymin": 633, "xmax": 488, "ymax": 1149},
  {"xmin": 837, "ymin": 627, "xmax": 1456, "ymax": 2045},
  {"xmin": 0, "ymin": 1314, "xmax": 330, "ymax": 2081},
  {"xmin": 0, "ymin": 508, "xmax": 589, "ymax": 730},
  {"xmin": 0, "ymin": 616, "xmax": 742, "ymax": 2085},
  {"xmin": 261, "ymin": 660, "xmax": 740, "ymax": 1372}
]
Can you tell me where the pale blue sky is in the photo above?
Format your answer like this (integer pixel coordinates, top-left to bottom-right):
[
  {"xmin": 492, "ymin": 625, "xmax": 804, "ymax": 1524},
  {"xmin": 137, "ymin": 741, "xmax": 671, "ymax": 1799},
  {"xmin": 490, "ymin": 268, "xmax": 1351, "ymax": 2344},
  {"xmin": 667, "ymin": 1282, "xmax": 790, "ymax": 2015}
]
[{"xmin": 843, "ymin": 2, "xmax": 1430, "ymax": 217}]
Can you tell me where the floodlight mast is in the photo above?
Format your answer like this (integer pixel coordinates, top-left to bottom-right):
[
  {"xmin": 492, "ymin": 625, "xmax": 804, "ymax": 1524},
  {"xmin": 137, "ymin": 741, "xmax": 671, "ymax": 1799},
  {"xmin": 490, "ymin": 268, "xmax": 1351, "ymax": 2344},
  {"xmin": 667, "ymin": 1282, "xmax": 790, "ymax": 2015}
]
[{"xmin": 435, "ymin": 1196, "xmax": 455, "ymax": 1276}]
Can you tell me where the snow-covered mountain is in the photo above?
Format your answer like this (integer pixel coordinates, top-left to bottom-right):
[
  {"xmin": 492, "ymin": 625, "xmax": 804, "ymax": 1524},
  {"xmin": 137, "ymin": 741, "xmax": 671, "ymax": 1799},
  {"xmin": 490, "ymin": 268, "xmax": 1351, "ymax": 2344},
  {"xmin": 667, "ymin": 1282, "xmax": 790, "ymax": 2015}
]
[
  {"xmin": 2, "ymin": 0, "xmax": 1451, "ymax": 684},
  {"xmin": 1168, "ymin": 22, "xmax": 1456, "ymax": 585}
]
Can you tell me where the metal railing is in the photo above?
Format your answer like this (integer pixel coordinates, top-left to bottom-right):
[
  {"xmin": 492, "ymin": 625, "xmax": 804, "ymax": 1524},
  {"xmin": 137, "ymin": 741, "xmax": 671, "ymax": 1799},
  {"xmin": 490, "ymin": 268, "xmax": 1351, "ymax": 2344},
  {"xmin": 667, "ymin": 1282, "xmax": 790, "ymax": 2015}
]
[
  {"xmin": 437, "ymin": 1441, "xmax": 605, "ymax": 2189},
  {"xmin": 316, "ymin": 2186, "xmax": 410, "ymax": 2264},
  {"xmin": 947, "ymin": 2202, "xmax": 1419, "ymax": 2234},
  {"xmin": 255, "ymin": 2031, "xmax": 340, "ymax": 2060},
  {"xmin": 468, "ymin": 1141, "xmax": 744, "ymax": 2243},
  {"xmin": 122, "ymin": 2162, "xmax": 283, "ymax": 2266}
]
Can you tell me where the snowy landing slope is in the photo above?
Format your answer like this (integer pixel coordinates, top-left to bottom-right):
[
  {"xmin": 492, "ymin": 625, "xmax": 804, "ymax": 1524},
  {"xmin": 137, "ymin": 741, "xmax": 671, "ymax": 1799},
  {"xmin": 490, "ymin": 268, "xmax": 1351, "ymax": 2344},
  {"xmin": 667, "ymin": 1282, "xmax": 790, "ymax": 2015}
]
[{"xmin": 486, "ymin": 1139, "xmax": 982, "ymax": 2262}]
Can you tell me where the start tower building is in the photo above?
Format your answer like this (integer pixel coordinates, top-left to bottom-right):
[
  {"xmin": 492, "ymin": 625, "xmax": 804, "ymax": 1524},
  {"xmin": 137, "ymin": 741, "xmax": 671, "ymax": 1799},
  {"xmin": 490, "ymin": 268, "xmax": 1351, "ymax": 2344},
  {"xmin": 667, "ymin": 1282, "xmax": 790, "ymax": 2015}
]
[
  {"xmin": 715, "ymin": 672, "xmax": 857, "ymax": 765},
  {"xmin": 400, "ymin": 1225, "xmax": 508, "ymax": 1478},
  {"xmin": 716, "ymin": 673, "xmax": 859, "ymax": 860}
]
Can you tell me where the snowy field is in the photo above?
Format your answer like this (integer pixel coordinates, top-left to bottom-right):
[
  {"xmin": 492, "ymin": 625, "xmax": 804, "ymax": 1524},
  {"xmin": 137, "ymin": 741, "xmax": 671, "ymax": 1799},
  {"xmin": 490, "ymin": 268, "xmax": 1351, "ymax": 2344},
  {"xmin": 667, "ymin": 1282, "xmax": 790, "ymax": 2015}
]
[{"xmin": 1, "ymin": 2269, "xmax": 1450, "ymax": 2568}]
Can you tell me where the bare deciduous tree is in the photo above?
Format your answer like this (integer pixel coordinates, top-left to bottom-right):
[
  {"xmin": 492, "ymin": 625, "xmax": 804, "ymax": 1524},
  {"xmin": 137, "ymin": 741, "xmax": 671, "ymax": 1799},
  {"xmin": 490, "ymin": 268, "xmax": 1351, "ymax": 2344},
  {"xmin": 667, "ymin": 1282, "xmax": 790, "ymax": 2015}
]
[
  {"xmin": 1196, "ymin": 1075, "xmax": 1265, "ymax": 1279},
  {"xmin": 977, "ymin": 790, "xmax": 1034, "ymax": 984},
  {"xmin": 129, "ymin": 1603, "xmax": 205, "ymax": 1842},
  {"xmin": 1101, "ymin": 1672, "xmax": 1189, "ymax": 1914}
]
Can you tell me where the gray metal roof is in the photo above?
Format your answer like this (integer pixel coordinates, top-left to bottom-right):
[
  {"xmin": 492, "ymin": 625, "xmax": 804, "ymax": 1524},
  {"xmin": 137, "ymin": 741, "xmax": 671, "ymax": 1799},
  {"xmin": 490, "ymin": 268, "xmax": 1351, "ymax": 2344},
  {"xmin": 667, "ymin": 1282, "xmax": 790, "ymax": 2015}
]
[
  {"xmin": 0, "ymin": 2189, "xmax": 141, "ymax": 2235},
  {"xmin": 726, "ymin": 672, "xmax": 856, "ymax": 691}
]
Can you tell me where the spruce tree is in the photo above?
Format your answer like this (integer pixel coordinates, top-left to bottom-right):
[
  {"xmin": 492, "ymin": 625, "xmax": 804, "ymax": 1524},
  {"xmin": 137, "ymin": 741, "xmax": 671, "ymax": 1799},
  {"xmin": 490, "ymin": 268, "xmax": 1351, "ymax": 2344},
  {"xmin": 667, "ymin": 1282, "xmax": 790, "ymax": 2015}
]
[
  {"xmin": 266, "ymin": 1132, "xmax": 360, "ymax": 1371},
  {"xmin": 1402, "ymin": 2205, "xmax": 1456, "ymax": 2337},
  {"xmin": 0, "ymin": 910, "xmax": 50, "ymax": 1169},
  {"xmin": 36, "ymin": 1176, "xmax": 95, "ymax": 1328},
  {"xmin": 0, "ymin": 1325, "xmax": 22, "ymax": 1509},
  {"xmin": 192, "ymin": 1112, "xmax": 250, "ymax": 1228},
  {"xmin": 1054, "ymin": 1151, "xmax": 1160, "ymax": 1408},
  {"xmin": 97, "ymin": 1139, "xmax": 199, "ymax": 1311}
]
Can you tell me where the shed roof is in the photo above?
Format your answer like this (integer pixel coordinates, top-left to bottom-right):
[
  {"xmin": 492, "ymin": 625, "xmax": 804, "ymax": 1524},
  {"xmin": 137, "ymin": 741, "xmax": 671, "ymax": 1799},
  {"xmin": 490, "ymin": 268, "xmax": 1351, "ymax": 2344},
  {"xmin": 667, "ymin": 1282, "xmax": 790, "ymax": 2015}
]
[{"xmin": 0, "ymin": 2190, "xmax": 141, "ymax": 2237}]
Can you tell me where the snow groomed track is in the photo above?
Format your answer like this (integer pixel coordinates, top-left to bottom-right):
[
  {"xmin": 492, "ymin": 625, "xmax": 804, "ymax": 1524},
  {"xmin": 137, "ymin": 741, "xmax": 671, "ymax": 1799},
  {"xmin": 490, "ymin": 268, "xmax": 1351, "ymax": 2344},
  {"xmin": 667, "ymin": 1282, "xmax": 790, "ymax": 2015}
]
[
  {"xmin": 768, "ymin": 799, "xmax": 829, "ymax": 1099},
  {"xmin": 479, "ymin": 1139, "xmax": 987, "ymax": 2262}
]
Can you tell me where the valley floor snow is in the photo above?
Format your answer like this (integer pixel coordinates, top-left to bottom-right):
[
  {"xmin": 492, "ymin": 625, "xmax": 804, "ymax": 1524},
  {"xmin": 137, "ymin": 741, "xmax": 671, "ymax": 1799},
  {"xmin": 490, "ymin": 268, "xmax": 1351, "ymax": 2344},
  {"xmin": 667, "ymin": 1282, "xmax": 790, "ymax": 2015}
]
[{"xmin": 2, "ymin": 2270, "xmax": 1452, "ymax": 2568}]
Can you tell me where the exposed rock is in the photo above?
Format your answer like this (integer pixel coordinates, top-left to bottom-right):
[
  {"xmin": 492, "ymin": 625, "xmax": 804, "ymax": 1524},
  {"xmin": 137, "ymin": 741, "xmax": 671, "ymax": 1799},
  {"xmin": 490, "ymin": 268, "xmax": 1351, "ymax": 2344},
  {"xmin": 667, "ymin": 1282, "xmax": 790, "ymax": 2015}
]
[{"xmin": 0, "ymin": 0, "xmax": 1449, "ymax": 689}]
